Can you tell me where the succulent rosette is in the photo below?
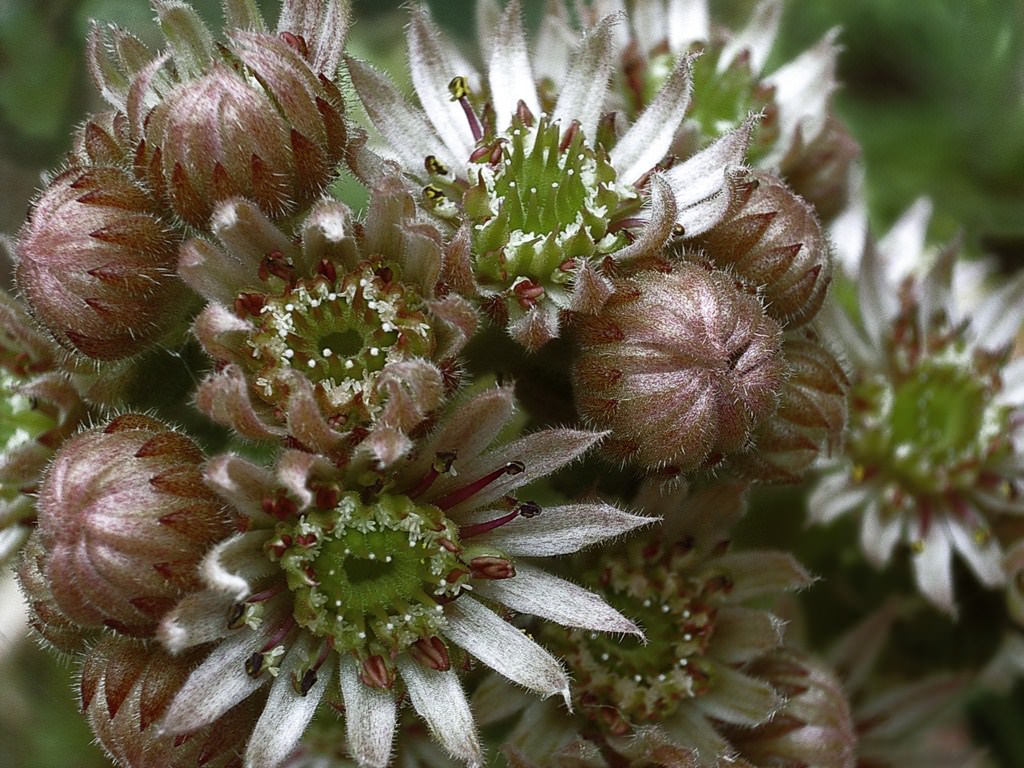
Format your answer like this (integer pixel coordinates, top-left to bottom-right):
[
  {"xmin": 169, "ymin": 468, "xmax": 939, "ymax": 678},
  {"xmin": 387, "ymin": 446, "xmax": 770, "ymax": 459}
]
[
  {"xmin": 88, "ymin": 0, "xmax": 349, "ymax": 229},
  {"xmin": 564, "ymin": 0, "xmax": 858, "ymax": 219},
  {"xmin": 810, "ymin": 201, "xmax": 1024, "ymax": 614},
  {"xmin": 349, "ymin": 0, "xmax": 760, "ymax": 349},
  {"xmin": 182, "ymin": 176, "xmax": 477, "ymax": 464},
  {"xmin": 498, "ymin": 482, "xmax": 813, "ymax": 767},
  {"xmin": 0, "ymin": 288, "xmax": 87, "ymax": 564},
  {"xmin": 156, "ymin": 386, "xmax": 653, "ymax": 768}
]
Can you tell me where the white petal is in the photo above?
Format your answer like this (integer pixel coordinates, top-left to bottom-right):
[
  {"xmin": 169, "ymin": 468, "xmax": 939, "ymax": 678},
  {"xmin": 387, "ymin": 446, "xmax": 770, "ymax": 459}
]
[
  {"xmin": 911, "ymin": 519, "xmax": 956, "ymax": 616},
  {"xmin": 551, "ymin": 13, "xmax": 618, "ymax": 140},
  {"xmin": 408, "ymin": 7, "xmax": 477, "ymax": 165},
  {"xmin": 158, "ymin": 589, "xmax": 234, "ymax": 652},
  {"xmin": 969, "ymin": 271, "xmax": 1024, "ymax": 352},
  {"xmin": 445, "ymin": 597, "xmax": 570, "ymax": 705},
  {"xmin": 860, "ymin": 499, "xmax": 903, "ymax": 567},
  {"xmin": 666, "ymin": 122, "xmax": 751, "ymax": 207},
  {"xmin": 246, "ymin": 638, "xmax": 332, "ymax": 768},
  {"xmin": 697, "ymin": 663, "xmax": 782, "ymax": 726},
  {"xmin": 472, "ymin": 561, "xmax": 642, "ymax": 636},
  {"xmin": 161, "ymin": 627, "xmax": 265, "ymax": 733},
  {"xmin": 201, "ymin": 530, "xmax": 276, "ymax": 600},
  {"xmin": 487, "ymin": 0, "xmax": 539, "ymax": 130},
  {"xmin": 858, "ymin": 238, "xmax": 900, "ymax": 348},
  {"xmin": 396, "ymin": 657, "xmax": 483, "ymax": 767},
  {"xmin": 433, "ymin": 429, "xmax": 605, "ymax": 516},
  {"xmin": 998, "ymin": 356, "xmax": 1024, "ymax": 406},
  {"xmin": 347, "ymin": 56, "xmax": 455, "ymax": 176},
  {"xmin": 667, "ymin": 0, "xmax": 709, "ymax": 52},
  {"xmin": 718, "ymin": 0, "xmax": 781, "ymax": 75},
  {"xmin": 532, "ymin": 0, "xmax": 576, "ymax": 83},
  {"xmin": 203, "ymin": 453, "xmax": 278, "ymax": 524},
  {"xmin": 611, "ymin": 53, "xmax": 693, "ymax": 185},
  {"xmin": 612, "ymin": 174, "xmax": 677, "ymax": 263},
  {"xmin": 339, "ymin": 656, "xmax": 397, "ymax": 768},
  {"xmin": 476, "ymin": 501, "xmax": 654, "ymax": 556},
  {"xmin": 807, "ymin": 471, "xmax": 870, "ymax": 525},
  {"xmin": 945, "ymin": 513, "xmax": 1005, "ymax": 588},
  {"xmin": 877, "ymin": 197, "xmax": 933, "ymax": 283}
]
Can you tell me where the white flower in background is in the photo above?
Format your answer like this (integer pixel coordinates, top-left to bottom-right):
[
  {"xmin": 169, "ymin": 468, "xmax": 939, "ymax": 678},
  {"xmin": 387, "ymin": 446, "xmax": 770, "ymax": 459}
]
[
  {"xmin": 348, "ymin": 0, "xmax": 756, "ymax": 349},
  {"xmin": 157, "ymin": 386, "xmax": 653, "ymax": 768},
  {"xmin": 811, "ymin": 201, "xmax": 1024, "ymax": 615}
]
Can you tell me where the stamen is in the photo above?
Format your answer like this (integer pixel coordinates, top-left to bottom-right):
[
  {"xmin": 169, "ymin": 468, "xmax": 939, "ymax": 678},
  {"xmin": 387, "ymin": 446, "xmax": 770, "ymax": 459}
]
[
  {"xmin": 459, "ymin": 500, "xmax": 540, "ymax": 539},
  {"xmin": 410, "ymin": 635, "xmax": 451, "ymax": 671},
  {"xmin": 360, "ymin": 654, "xmax": 396, "ymax": 689},
  {"xmin": 435, "ymin": 461, "xmax": 525, "ymax": 510},
  {"xmin": 408, "ymin": 451, "xmax": 458, "ymax": 499},
  {"xmin": 448, "ymin": 76, "xmax": 483, "ymax": 142}
]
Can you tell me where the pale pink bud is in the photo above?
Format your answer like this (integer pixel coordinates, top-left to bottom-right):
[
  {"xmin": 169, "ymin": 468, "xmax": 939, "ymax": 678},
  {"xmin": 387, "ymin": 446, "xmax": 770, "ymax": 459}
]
[
  {"xmin": 15, "ymin": 166, "xmax": 188, "ymax": 360},
  {"xmin": 573, "ymin": 264, "xmax": 786, "ymax": 473},
  {"xmin": 782, "ymin": 113, "xmax": 861, "ymax": 222},
  {"xmin": 692, "ymin": 171, "xmax": 832, "ymax": 328},
  {"xmin": 727, "ymin": 331, "xmax": 849, "ymax": 483},
  {"xmin": 136, "ymin": 30, "xmax": 346, "ymax": 228},
  {"xmin": 725, "ymin": 649, "xmax": 858, "ymax": 768},
  {"xmin": 36, "ymin": 414, "xmax": 232, "ymax": 636},
  {"xmin": 81, "ymin": 635, "xmax": 261, "ymax": 768}
]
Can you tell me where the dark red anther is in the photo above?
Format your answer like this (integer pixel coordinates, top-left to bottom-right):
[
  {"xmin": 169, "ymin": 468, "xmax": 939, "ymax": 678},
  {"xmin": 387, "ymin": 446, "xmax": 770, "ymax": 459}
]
[
  {"xmin": 445, "ymin": 567, "xmax": 470, "ymax": 583},
  {"xmin": 233, "ymin": 291, "xmax": 266, "ymax": 317},
  {"xmin": 469, "ymin": 143, "xmax": 496, "ymax": 164},
  {"xmin": 314, "ymin": 483, "xmax": 340, "ymax": 510},
  {"xmin": 296, "ymin": 668, "xmax": 318, "ymax": 696},
  {"xmin": 267, "ymin": 534, "xmax": 293, "ymax": 559},
  {"xmin": 517, "ymin": 500, "xmax": 541, "ymax": 518},
  {"xmin": 360, "ymin": 655, "xmax": 396, "ymax": 689},
  {"xmin": 408, "ymin": 451, "xmax": 458, "ymax": 499},
  {"xmin": 227, "ymin": 602, "xmax": 247, "ymax": 630},
  {"xmin": 245, "ymin": 651, "xmax": 266, "ymax": 677},
  {"xmin": 434, "ymin": 461, "xmax": 526, "ymax": 511},
  {"xmin": 316, "ymin": 258, "xmax": 337, "ymax": 284},
  {"xmin": 470, "ymin": 556, "xmax": 516, "ymax": 580},
  {"xmin": 438, "ymin": 537, "xmax": 462, "ymax": 554},
  {"xmin": 296, "ymin": 532, "xmax": 317, "ymax": 547},
  {"xmin": 515, "ymin": 99, "xmax": 535, "ymax": 127},
  {"xmin": 262, "ymin": 492, "xmax": 298, "ymax": 520},
  {"xmin": 258, "ymin": 251, "xmax": 296, "ymax": 283},
  {"xmin": 559, "ymin": 120, "xmax": 581, "ymax": 152},
  {"xmin": 513, "ymin": 279, "xmax": 545, "ymax": 309},
  {"xmin": 410, "ymin": 636, "xmax": 451, "ymax": 671},
  {"xmin": 559, "ymin": 258, "xmax": 577, "ymax": 272},
  {"xmin": 279, "ymin": 31, "xmax": 309, "ymax": 59},
  {"xmin": 489, "ymin": 141, "xmax": 505, "ymax": 165}
]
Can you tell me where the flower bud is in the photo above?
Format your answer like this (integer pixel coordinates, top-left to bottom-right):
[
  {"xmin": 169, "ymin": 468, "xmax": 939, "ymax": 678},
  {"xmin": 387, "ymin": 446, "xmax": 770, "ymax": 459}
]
[
  {"xmin": 136, "ymin": 30, "xmax": 346, "ymax": 228},
  {"xmin": 724, "ymin": 649, "xmax": 858, "ymax": 768},
  {"xmin": 35, "ymin": 414, "xmax": 232, "ymax": 636},
  {"xmin": 81, "ymin": 635, "xmax": 261, "ymax": 768},
  {"xmin": 17, "ymin": 532, "xmax": 96, "ymax": 655},
  {"xmin": 781, "ymin": 113, "xmax": 860, "ymax": 222},
  {"xmin": 692, "ymin": 170, "xmax": 832, "ymax": 328},
  {"xmin": 15, "ymin": 166, "xmax": 188, "ymax": 360},
  {"xmin": 573, "ymin": 264, "xmax": 785, "ymax": 473},
  {"xmin": 727, "ymin": 331, "xmax": 849, "ymax": 483}
]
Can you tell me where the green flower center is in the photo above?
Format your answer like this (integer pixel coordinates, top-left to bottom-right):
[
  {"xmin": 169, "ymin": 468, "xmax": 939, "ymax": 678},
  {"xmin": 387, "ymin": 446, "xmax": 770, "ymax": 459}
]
[
  {"xmin": 543, "ymin": 543, "xmax": 720, "ymax": 730},
  {"xmin": 849, "ymin": 353, "xmax": 1011, "ymax": 497},
  {"xmin": 269, "ymin": 492, "xmax": 467, "ymax": 661},
  {"xmin": 246, "ymin": 263, "xmax": 434, "ymax": 425}
]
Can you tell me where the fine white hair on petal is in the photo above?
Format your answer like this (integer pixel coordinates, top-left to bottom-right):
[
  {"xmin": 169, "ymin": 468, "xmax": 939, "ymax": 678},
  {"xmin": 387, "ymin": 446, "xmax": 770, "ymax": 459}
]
[
  {"xmin": 157, "ymin": 589, "xmax": 235, "ymax": 653},
  {"xmin": 876, "ymin": 197, "xmax": 934, "ymax": 284},
  {"xmin": 444, "ymin": 597, "xmax": 571, "ymax": 707},
  {"xmin": 718, "ymin": 0, "xmax": 782, "ymax": 75},
  {"xmin": 487, "ymin": 0, "xmax": 540, "ymax": 130},
  {"xmin": 245, "ymin": 637, "xmax": 333, "ymax": 768},
  {"xmin": 200, "ymin": 530, "xmax": 277, "ymax": 600},
  {"xmin": 967, "ymin": 271, "xmax": 1024, "ymax": 353},
  {"xmin": 203, "ymin": 453, "xmax": 278, "ymax": 523},
  {"xmin": 396, "ymin": 657, "xmax": 483, "ymax": 767},
  {"xmin": 551, "ymin": 13, "xmax": 619, "ymax": 141},
  {"xmin": 859, "ymin": 499, "xmax": 902, "ymax": 568},
  {"xmin": 611, "ymin": 53, "xmax": 694, "ymax": 185},
  {"xmin": 911, "ymin": 519, "xmax": 956, "ymax": 616},
  {"xmin": 472, "ymin": 561, "xmax": 643, "ymax": 637},
  {"xmin": 857, "ymin": 238, "xmax": 901, "ymax": 349},
  {"xmin": 477, "ymin": 501, "xmax": 655, "ymax": 557},
  {"xmin": 407, "ymin": 7, "xmax": 478, "ymax": 165},
  {"xmin": 945, "ymin": 513, "xmax": 1005, "ymax": 588},
  {"xmin": 667, "ymin": 0, "xmax": 709, "ymax": 53},
  {"xmin": 160, "ymin": 626, "xmax": 267, "ymax": 734},
  {"xmin": 339, "ymin": 656, "xmax": 398, "ymax": 768}
]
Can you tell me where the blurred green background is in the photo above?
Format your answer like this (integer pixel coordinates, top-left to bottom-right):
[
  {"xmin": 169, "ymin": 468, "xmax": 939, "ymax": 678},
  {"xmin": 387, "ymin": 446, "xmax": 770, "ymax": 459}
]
[{"xmin": 1, "ymin": 0, "xmax": 1023, "ymax": 766}]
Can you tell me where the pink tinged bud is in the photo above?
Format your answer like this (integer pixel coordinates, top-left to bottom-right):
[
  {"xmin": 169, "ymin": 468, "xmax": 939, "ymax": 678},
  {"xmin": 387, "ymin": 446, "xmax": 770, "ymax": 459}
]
[
  {"xmin": 81, "ymin": 635, "xmax": 262, "ymax": 768},
  {"xmin": 782, "ymin": 113, "xmax": 861, "ymax": 222},
  {"xmin": 693, "ymin": 170, "xmax": 832, "ymax": 328},
  {"xmin": 137, "ymin": 31, "xmax": 346, "ymax": 228},
  {"xmin": 71, "ymin": 111, "xmax": 134, "ymax": 167},
  {"xmin": 15, "ymin": 166, "xmax": 188, "ymax": 360},
  {"xmin": 727, "ymin": 332, "xmax": 849, "ymax": 483},
  {"xmin": 35, "ymin": 414, "xmax": 232, "ymax": 636},
  {"xmin": 724, "ymin": 649, "xmax": 858, "ymax": 768},
  {"xmin": 573, "ymin": 265, "xmax": 786, "ymax": 473}
]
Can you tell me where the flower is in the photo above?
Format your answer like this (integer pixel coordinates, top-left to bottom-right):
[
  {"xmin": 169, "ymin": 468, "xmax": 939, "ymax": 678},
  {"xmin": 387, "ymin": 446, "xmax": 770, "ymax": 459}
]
[
  {"xmin": 88, "ymin": 0, "xmax": 349, "ymax": 228},
  {"xmin": 810, "ymin": 202, "xmax": 1024, "ymax": 614},
  {"xmin": 181, "ymin": 175, "xmax": 477, "ymax": 465},
  {"xmin": 157, "ymin": 386, "xmax": 654, "ymax": 768},
  {"xmin": 348, "ymin": 0, "xmax": 756, "ymax": 349},
  {"xmin": 501, "ymin": 482, "xmax": 814, "ymax": 767},
  {"xmin": 566, "ymin": 0, "xmax": 858, "ymax": 219}
]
